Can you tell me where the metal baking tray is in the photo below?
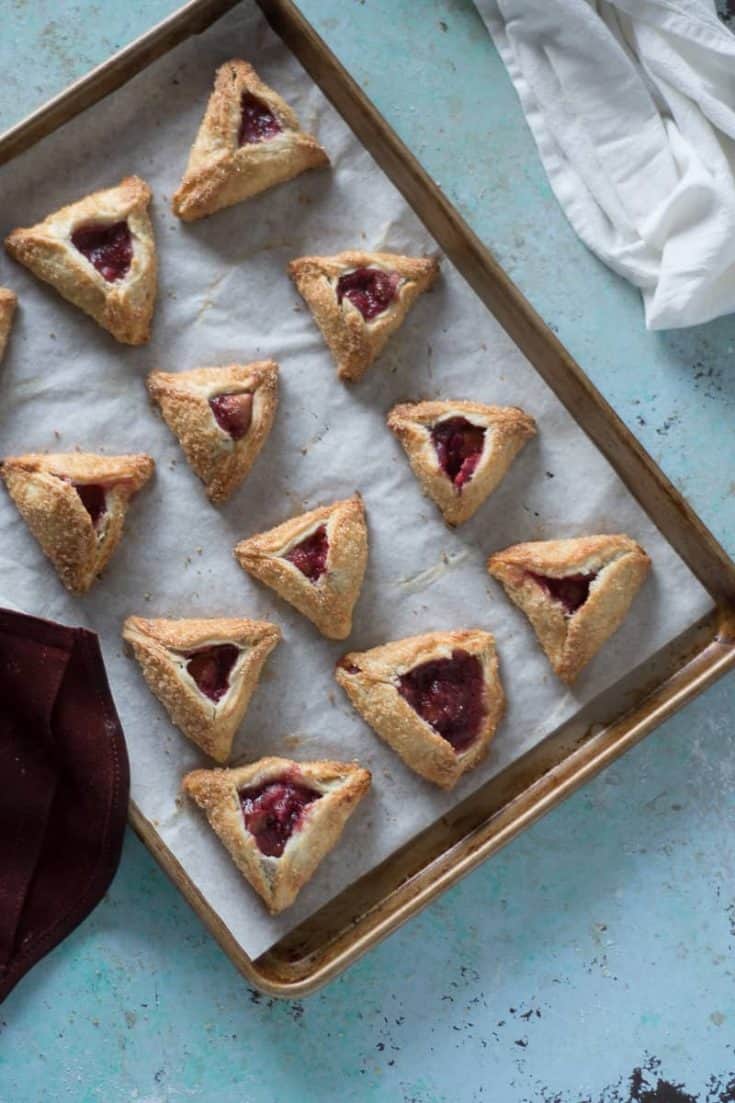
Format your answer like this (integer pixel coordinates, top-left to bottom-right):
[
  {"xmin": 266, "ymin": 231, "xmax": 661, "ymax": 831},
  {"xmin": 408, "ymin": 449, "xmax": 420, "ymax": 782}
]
[{"xmin": 2, "ymin": 0, "xmax": 733, "ymax": 997}]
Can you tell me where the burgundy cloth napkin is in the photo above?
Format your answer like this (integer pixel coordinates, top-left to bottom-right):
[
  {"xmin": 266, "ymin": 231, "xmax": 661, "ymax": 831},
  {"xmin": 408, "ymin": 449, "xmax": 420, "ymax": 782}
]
[{"xmin": 0, "ymin": 608, "xmax": 129, "ymax": 1002}]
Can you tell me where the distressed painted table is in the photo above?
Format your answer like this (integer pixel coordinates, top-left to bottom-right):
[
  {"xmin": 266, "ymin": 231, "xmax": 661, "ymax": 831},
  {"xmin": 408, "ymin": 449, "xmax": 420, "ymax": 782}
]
[{"xmin": 2, "ymin": 3, "xmax": 735, "ymax": 1101}]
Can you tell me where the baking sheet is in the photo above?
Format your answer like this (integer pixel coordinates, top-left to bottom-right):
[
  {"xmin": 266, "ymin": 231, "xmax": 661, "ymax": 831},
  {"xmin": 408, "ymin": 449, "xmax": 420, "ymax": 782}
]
[{"xmin": 0, "ymin": 1, "xmax": 711, "ymax": 960}]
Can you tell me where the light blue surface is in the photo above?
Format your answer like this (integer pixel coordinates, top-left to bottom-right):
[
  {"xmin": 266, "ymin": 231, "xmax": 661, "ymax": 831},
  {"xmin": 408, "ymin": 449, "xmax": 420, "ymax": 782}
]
[{"xmin": 1, "ymin": 2, "xmax": 735, "ymax": 1101}]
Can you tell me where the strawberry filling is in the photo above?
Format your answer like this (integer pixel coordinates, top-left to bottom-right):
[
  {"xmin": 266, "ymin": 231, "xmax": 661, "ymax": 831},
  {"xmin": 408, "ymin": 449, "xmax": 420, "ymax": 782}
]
[
  {"xmin": 238, "ymin": 92, "xmax": 282, "ymax": 145},
  {"xmin": 529, "ymin": 572, "xmax": 596, "ymax": 616},
  {"xmin": 398, "ymin": 649, "xmax": 486, "ymax": 753},
  {"xmin": 336, "ymin": 267, "xmax": 400, "ymax": 321},
  {"xmin": 185, "ymin": 644, "xmax": 239, "ymax": 703},
  {"xmin": 239, "ymin": 777, "xmax": 320, "ymax": 857},
  {"xmin": 431, "ymin": 417, "xmax": 486, "ymax": 489},
  {"xmin": 284, "ymin": 525, "xmax": 329, "ymax": 583},
  {"xmin": 71, "ymin": 221, "xmax": 132, "ymax": 282},
  {"xmin": 209, "ymin": 393, "xmax": 253, "ymax": 440},
  {"xmin": 72, "ymin": 483, "xmax": 108, "ymax": 528}
]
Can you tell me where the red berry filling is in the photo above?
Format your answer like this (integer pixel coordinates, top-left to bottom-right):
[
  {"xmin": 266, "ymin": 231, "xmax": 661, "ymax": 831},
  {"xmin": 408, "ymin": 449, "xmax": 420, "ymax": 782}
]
[
  {"xmin": 185, "ymin": 644, "xmax": 240, "ymax": 703},
  {"xmin": 72, "ymin": 482, "xmax": 107, "ymax": 528},
  {"xmin": 398, "ymin": 648, "xmax": 486, "ymax": 753},
  {"xmin": 336, "ymin": 267, "xmax": 400, "ymax": 322},
  {"xmin": 431, "ymin": 417, "xmax": 486, "ymax": 489},
  {"xmin": 71, "ymin": 221, "xmax": 133, "ymax": 282},
  {"xmin": 238, "ymin": 92, "xmax": 282, "ymax": 145},
  {"xmin": 209, "ymin": 393, "xmax": 253, "ymax": 440},
  {"xmin": 239, "ymin": 777, "xmax": 320, "ymax": 858},
  {"xmin": 284, "ymin": 525, "xmax": 329, "ymax": 583},
  {"xmin": 529, "ymin": 572, "xmax": 596, "ymax": 616}
]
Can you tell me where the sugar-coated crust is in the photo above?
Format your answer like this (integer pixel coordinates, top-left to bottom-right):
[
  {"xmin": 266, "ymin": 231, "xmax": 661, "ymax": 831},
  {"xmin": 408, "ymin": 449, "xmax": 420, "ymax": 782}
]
[
  {"xmin": 122, "ymin": 616, "xmax": 281, "ymax": 763},
  {"xmin": 336, "ymin": 629, "xmax": 505, "ymax": 789},
  {"xmin": 388, "ymin": 400, "xmax": 536, "ymax": 525},
  {"xmin": 147, "ymin": 360, "xmax": 279, "ymax": 503},
  {"xmin": 1, "ymin": 451, "xmax": 154, "ymax": 593},
  {"xmin": 288, "ymin": 251, "xmax": 439, "ymax": 381},
  {"xmin": 0, "ymin": 288, "xmax": 17, "ymax": 363},
  {"xmin": 172, "ymin": 59, "xmax": 329, "ymax": 221},
  {"xmin": 5, "ymin": 176, "xmax": 156, "ymax": 345},
  {"xmin": 182, "ymin": 756, "xmax": 371, "ymax": 913},
  {"xmin": 234, "ymin": 493, "xmax": 368, "ymax": 640},
  {"xmin": 487, "ymin": 534, "xmax": 651, "ymax": 684}
]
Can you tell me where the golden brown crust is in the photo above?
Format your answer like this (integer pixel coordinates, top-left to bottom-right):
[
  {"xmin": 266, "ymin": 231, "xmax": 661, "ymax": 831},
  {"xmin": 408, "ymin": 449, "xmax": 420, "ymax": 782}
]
[
  {"xmin": 288, "ymin": 251, "xmax": 439, "ymax": 381},
  {"xmin": 122, "ymin": 616, "xmax": 281, "ymax": 763},
  {"xmin": 5, "ymin": 176, "xmax": 156, "ymax": 345},
  {"xmin": 335, "ymin": 629, "xmax": 505, "ymax": 789},
  {"xmin": 182, "ymin": 756, "xmax": 371, "ymax": 913},
  {"xmin": 388, "ymin": 400, "xmax": 536, "ymax": 525},
  {"xmin": 234, "ymin": 494, "xmax": 368, "ymax": 639},
  {"xmin": 1, "ymin": 451, "xmax": 154, "ymax": 593},
  {"xmin": 172, "ymin": 59, "xmax": 329, "ymax": 221},
  {"xmin": 0, "ymin": 288, "xmax": 17, "ymax": 364},
  {"xmin": 487, "ymin": 534, "xmax": 651, "ymax": 683},
  {"xmin": 147, "ymin": 360, "xmax": 279, "ymax": 503}
]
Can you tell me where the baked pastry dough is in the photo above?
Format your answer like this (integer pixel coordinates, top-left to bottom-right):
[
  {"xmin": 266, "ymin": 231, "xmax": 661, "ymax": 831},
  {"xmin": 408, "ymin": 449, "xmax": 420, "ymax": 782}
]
[
  {"xmin": 5, "ymin": 176, "xmax": 156, "ymax": 345},
  {"xmin": 289, "ymin": 251, "xmax": 439, "ymax": 381},
  {"xmin": 234, "ymin": 494, "xmax": 368, "ymax": 640},
  {"xmin": 336, "ymin": 629, "xmax": 504, "ymax": 789},
  {"xmin": 172, "ymin": 59, "xmax": 329, "ymax": 221},
  {"xmin": 183, "ymin": 756, "xmax": 371, "ymax": 913},
  {"xmin": 0, "ymin": 288, "xmax": 17, "ymax": 364},
  {"xmin": 1, "ymin": 451, "xmax": 154, "ymax": 593},
  {"xmin": 487, "ymin": 534, "xmax": 651, "ymax": 684},
  {"xmin": 388, "ymin": 400, "xmax": 536, "ymax": 526},
  {"xmin": 122, "ymin": 616, "xmax": 281, "ymax": 763},
  {"xmin": 147, "ymin": 360, "xmax": 278, "ymax": 503}
]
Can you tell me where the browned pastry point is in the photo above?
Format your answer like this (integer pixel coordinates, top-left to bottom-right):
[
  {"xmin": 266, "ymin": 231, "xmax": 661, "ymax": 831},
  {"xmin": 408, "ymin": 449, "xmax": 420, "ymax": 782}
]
[
  {"xmin": 289, "ymin": 250, "xmax": 439, "ymax": 382},
  {"xmin": 234, "ymin": 493, "xmax": 368, "ymax": 640},
  {"xmin": 388, "ymin": 399, "xmax": 536, "ymax": 526},
  {"xmin": 1, "ymin": 452, "xmax": 154, "ymax": 594},
  {"xmin": 147, "ymin": 360, "xmax": 279, "ymax": 503},
  {"xmin": 172, "ymin": 59, "xmax": 329, "ymax": 221},
  {"xmin": 5, "ymin": 176, "xmax": 156, "ymax": 345},
  {"xmin": 487, "ymin": 534, "xmax": 651, "ymax": 684},
  {"xmin": 122, "ymin": 616, "xmax": 281, "ymax": 763},
  {"xmin": 0, "ymin": 288, "xmax": 18, "ymax": 364},
  {"xmin": 336, "ymin": 629, "xmax": 505, "ymax": 789},
  {"xmin": 183, "ymin": 756, "xmax": 371, "ymax": 913}
]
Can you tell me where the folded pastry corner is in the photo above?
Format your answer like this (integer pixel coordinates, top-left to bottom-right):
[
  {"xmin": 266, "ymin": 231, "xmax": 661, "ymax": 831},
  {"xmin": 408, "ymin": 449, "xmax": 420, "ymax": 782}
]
[
  {"xmin": 1, "ymin": 451, "xmax": 154, "ymax": 593},
  {"xmin": 336, "ymin": 629, "xmax": 504, "ymax": 789},
  {"xmin": 5, "ymin": 176, "xmax": 157, "ymax": 345},
  {"xmin": 234, "ymin": 493, "xmax": 368, "ymax": 639},
  {"xmin": 122, "ymin": 615, "xmax": 281, "ymax": 763},
  {"xmin": 183, "ymin": 756, "xmax": 371, "ymax": 913},
  {"xmin": 388, "ymin": 399, "xmax": 536, "ymax": 525},
  {"xmin": 488, "ymin": 534, "xmax": 651, "ymax": 683},
  {"xmin": 289, "ymin": 250, "xmax": 439, "ymax": 381},
  {"xmin": 172, "ymin": 58, "xmax": 329, "ymax": 221}
]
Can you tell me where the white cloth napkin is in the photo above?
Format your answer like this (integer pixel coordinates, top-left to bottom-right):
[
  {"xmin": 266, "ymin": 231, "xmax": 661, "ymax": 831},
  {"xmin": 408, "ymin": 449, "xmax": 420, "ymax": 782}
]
[{"xmin": 473, "ymin": 0, "xmax": 735, "ymax": 329}]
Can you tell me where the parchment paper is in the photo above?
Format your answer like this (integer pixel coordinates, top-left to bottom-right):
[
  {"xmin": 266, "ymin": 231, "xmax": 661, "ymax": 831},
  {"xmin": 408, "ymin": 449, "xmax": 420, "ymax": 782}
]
[{"xmin": 0, "ymin": 2, "xmax": 712, "ymax": 959}]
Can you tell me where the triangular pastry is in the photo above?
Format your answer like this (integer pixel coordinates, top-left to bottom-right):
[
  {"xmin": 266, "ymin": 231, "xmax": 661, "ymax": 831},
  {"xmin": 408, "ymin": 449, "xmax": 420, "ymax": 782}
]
[
  {"xmin": 172, "ymin": 59, "xmax": 329, "ymax": 221},
  {"xmin": 288, "ymin": 250, "xmax": 439, "ymax": 382},
  {"xmin": 234, "ymin": 494, "xmax": 368, "ymax": 640},
  {"xmin": 183, "ymin": 756, "xmax": 371, "ymax": 913},
  {"xmin": 5, "ymin": 176, "xmax": 156, "ymax": 345},
  {"xmin": 487, "ymin": 534, "xmax": 651, "ymax": 684},
  {"xmin": 147, "ymin": 360, "xmax": 279, "ymax": 503},
  {"xmin": 122, "ymin": 616, "xmax": 281, "ymax": 763},
  {"xmin": 0, "ymin": 288, "xmax": 17, "ymax": 363},
  {"xmin": 1, "ymin": 451, "xmax": 154, "ymax": 593},
  {"xmin": 388, "ymin": 400, "xmax": 536, "ymax": 526},
  {"xmin": 336, "ymin": 629, "xmax": 504, "ymax": 789}
]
